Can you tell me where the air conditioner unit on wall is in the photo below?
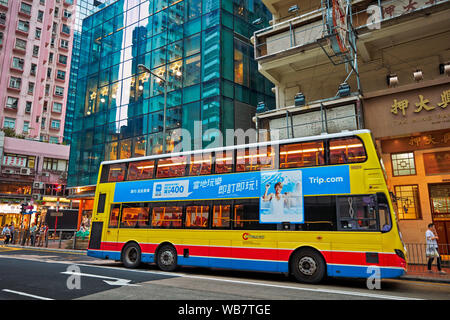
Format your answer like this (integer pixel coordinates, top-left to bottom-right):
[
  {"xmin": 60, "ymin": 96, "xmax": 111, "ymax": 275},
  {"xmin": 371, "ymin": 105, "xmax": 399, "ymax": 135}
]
[
  {"xmin": 2, "ymin": 168, "xmax": 15, "ymax": 174},
  {"xmin": 20, "ymin": 168, "xmax": 31, "ymax": 175},
  {"xmin": 32, "ymin": 193, "xmax": 42, "ymax": 200},
  {"xmin": 42, "ymin": 172, "xmax": 50, "ymax": 177},
  {"xmin": 33, "ymin": 182, "xmax": 44, "ymax": 189}
]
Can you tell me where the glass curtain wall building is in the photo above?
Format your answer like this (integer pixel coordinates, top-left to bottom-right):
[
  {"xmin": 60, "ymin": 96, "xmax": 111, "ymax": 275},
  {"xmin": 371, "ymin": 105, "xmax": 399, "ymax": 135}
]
[
  {"xmin": 64, "ymin": 0, "xmax": 106, "ymax": 145},
  {"xmin": 68, "ymin": 0, "xmax": 274, "ymax": 187}
]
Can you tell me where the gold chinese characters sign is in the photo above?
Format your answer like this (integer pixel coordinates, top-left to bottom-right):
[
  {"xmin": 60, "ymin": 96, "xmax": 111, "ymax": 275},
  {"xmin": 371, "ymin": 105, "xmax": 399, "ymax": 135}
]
[
  {"xmin": 380, "ymin": 129, "xmax": 450, "ymax": 154},
  {"xmin": 364, "ymin": 84, "xmax": 450, "ymax": 138},
  {"xmin": 423, "ymin": 151, "xmax": 450, "ymax": 175}
]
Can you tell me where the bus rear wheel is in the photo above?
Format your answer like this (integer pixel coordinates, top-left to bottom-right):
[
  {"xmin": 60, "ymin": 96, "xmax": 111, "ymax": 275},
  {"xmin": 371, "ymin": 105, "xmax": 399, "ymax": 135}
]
[
  {"xmin": 122, "ymin": 243, "xmax": 141, "ymax": 268},
  {"xmin": 291, "ymin": 248, "xmax": 326, "ymax": 284},
  {"xmin": 156, "ymin": 244, "xmax": 178, "ymax": 272}
]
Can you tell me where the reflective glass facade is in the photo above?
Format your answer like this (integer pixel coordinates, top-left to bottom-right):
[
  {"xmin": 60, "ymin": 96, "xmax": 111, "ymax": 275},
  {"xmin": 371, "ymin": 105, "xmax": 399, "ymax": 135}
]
[{"xmin": 68, "ymin": 0, "xmax": 274, "ymax": 187}]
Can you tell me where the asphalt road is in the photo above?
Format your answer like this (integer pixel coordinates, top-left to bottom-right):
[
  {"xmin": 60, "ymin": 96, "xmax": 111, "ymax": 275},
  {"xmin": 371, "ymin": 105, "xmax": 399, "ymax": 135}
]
[{"xmin": 0, "ymin": 246, "xmax": 449, "ymax": 306}]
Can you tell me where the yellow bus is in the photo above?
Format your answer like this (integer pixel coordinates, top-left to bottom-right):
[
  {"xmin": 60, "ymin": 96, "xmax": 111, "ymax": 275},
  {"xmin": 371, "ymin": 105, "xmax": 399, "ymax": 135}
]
[{"xmin": 87, "ymin": 130, "xmax": 407, "ymax": 283}]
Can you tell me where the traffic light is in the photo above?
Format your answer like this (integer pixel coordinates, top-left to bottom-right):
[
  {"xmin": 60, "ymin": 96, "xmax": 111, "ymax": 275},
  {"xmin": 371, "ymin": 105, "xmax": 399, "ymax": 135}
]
[{"xmin": 20, "ymin": 203, "xmax": 28, "ymax": 214}]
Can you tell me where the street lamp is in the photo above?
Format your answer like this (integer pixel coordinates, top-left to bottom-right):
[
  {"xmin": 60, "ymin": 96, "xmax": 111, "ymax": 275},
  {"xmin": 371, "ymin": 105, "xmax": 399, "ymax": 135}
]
[{"xmin": 138, "ymin": 64, "xmax": 168, "ymax": 153}]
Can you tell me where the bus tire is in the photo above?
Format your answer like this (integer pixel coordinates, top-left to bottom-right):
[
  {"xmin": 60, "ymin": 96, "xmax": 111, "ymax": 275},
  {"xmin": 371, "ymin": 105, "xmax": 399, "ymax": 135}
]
[
  {"xmin": 291, "ymin": 248, "xmax": 326, "ymax": 284},
  {"xmin": 156, "ymin": 244, "xmax": 178, "ymax": 272},
  {"xmin": 121, "ymin": 242, "xmax": 142, "ymax": 268}
]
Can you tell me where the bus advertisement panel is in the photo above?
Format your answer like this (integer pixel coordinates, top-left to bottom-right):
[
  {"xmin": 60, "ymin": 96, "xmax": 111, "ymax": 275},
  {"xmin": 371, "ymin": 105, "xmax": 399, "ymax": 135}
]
[{"xmin": 113, "ymin": 165, "xmax": 350, "ymax": 224}]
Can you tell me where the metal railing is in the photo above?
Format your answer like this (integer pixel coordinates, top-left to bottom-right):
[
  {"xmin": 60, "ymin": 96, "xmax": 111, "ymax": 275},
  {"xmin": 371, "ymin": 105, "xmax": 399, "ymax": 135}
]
[
  {"xmin": 9, "ymin": 229, "xmax": 88, "ymax": 250},
  {"xmin": 405, "ymin": 243, "xmax": 450, "ymax": 273}
]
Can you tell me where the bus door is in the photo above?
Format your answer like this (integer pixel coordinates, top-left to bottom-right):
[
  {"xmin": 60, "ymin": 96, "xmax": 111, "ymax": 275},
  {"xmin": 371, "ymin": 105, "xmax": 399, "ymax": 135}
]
[
  {"xmin": 231, "ymin": 201, "xmax": 279, "ymax": 273},
  {"xmin": 209, "ymin": 201, "xmax": 232, "ymax": 269},
  {"xmin": 103, "ymin": 203, "xmax": 122, "ymax": 260},
  {"xmin": 333, "ymin": 195, "xmax": 382, "ymax": 277}
]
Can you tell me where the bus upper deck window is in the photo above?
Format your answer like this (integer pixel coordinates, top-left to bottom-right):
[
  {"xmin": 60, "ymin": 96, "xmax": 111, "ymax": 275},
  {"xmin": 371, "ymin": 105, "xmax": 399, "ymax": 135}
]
[
  {"xmin": 108, "ymin": 163, "xmax": 127, "ymax": 182},
  {"xmin": 236, "ymin": 147, "xmax": 274, "ymax": 172},
  {"xmin": 127, "ymin": 160, "xmax": 155, "ymax": 181},
  {"xmin": 189, "ymin": 153, "xmax": 212, "ymax": 176},
  {"xmin": 156, "ymin": 156, "xmax": 187, "ymax": 178},
  {"xmin": 280, "ymin": 141, "xmax": 325, "ymax": 169},
  {"xmin": 215, "ymin": 151, "xmax": 233, "ymax": 173},
  {"xmin": 329, "ymin": 137, "xmax": 367, "ymax": 164}
]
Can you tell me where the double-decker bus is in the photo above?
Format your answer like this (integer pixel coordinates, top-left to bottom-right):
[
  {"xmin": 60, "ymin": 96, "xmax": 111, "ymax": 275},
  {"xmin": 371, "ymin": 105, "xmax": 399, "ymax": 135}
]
[{"xmin": 87, "ymin": 130, "xmax": 407, "ymax": 283}]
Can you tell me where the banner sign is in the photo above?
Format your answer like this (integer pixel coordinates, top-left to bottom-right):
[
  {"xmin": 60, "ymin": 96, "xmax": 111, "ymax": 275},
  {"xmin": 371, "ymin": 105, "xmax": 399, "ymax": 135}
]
[{"xmin": 114, "ymin": 165, "xmax": 351, "ymax": 223}]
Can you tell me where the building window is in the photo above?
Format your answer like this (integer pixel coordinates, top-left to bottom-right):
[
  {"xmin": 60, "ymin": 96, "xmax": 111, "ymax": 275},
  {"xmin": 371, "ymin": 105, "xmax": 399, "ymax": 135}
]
[
  {"xmin": 43, "ymin": 158, "xmax": 67, "ymax": 171},
  {"xmin": 47, "ymin": 68, "xmax": 52, "ymax": 79},
  {"xmin": 41, "ymin": 117, "xmax": 46, "ymax": 129},
  {"xmin": 49, "ymin": 52, "xmax": 54, "ymax": 63},
  {"xmin": 56, "ymin": 70, "xmax": 66, "ymax": 80},
  {"xmin": 25, "ymin": 101, "xmax": 32, "ymax": 113},
  {"xmin": 28, "ymin": 82, "xmax": 35, "ymax": 95},
  {"xmin": 17, "ymin": 20, "xmax": 30, "ymax": 32},
  {"xmin": 35, "ymin": 27, "xmax": 41, "ymax": 39},
  {"xmin": 60, "ymin": 39, "xmax": 69, "ymax": 49},
  {"xmin": 6, "ymin": 97, "xmax": 18, "ymax": 109},
  {"xmin": 391, "ymin": 152, "xmax": 416, "ymax": 176},
  {"xmin": 58, "ymin": 54, "xmax": 67, "ymax": 64},
  {"xmin": 52, "ymin": 102, "xmax": 62, "ymax": 113},
  {"xmin": 0, "ymin": 32, "xmax": 3, "ymax": 45},
  {"xmin": 54, "ymin": 6, "xmax": 59, "ymax": 17},
  {"xmin": 0, "ymin": 12, "xmax": 6, "ymax": 25},
  {"xmin": 30, "ymin": 63, "xmax": 37, "ymax": 75},
  {"xmin": 45, "ymin": 84, "xmax": 50, "ymax": 95},
  {"xmin": 49, "ymin": 136, "xmax": 59, "ymax": 144},
  {"xmin": 23, "ymin": 121, "xmax": 29, "ymax": 133},
  {"xmin": 394, "ymin": 185, "xmax": 422, "ymax": 220},
  {"xmin": 51, "ymin": 119, "xmax": 61, "ymax": 129},
  {"xmin": 3, "ymin": 117, "xmax": 15, "ymax": 129},
  {"xmin": 9, "ymin": 76, "xmax": 21, "ymax": 89},
  {"xmin": 55, "ymin": 86, "xmax": 64, "ymax": 96},
  {"xmin": 12, "ymin": 57, "xmax": 25, "ymax": 70},
  {"xmin": 15, "ymin": 38, "xmax": 27, "ymax": 50},
  {"xmin": 37, "ymin": 10, "xmax": 44, "ymax": 22},
  {"xmin": 20, "ymin": 2, "xmax": 32, "ymax": 15},
  {"xmin": 32, "ymin": 45, "xmax": 39, "ymax": 56},
  {"xmin": 61, "ymin": 24, "xmax": 70, "ymax": 34},
  {"xmin": 63, "ymin": 9, "xmax": 71, "ymax": 18}
]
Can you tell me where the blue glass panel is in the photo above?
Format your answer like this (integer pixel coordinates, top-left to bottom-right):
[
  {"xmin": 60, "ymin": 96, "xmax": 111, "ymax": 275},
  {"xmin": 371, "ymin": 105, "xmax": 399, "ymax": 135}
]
[
  {"xmin": 202, "ymin": 79, "xmax": 220, "ymax": 99},
  {"xmin": 184, "ymin": 17, "xmax": 201, "ymax": 36},
  {"xmin": 183, "ymin": 84, "xmax": 200, "ymax": 104}
]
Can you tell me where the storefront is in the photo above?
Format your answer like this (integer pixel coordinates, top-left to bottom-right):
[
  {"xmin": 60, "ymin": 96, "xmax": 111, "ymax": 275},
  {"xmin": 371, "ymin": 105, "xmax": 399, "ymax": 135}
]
[
  {"xmin": 0, "ymin": 203, "xmax": 22, "ymax": 227},
  {"xmin": 364, "ymin": 82, "xmax": 450, "ymax": 244}
]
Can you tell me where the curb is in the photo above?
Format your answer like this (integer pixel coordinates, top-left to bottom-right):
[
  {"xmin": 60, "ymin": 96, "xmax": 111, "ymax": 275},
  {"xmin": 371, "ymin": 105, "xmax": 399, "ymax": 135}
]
[
  {"xmin": 400, "ymin": 275, "xmax": 450, "ymax": 284},
  {"xmin": 4, "ymin": 244, "xmax": 87, "ymax": 255}
]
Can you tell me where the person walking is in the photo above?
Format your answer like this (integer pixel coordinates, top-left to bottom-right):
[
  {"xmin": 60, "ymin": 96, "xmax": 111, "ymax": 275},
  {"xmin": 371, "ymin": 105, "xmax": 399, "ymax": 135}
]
[
  {"xmin": 9, "ymin": 222, "xmax": 15, "ymax": 244},
  {"xmin": 426, "ymin": 223, "xmax": 446, "ymax": 274},
  {"xmin": 29, "ymin": 223, "xmax": 37, "ymax": 246},
  {"xmin": 1, "ymin": 225, "xmax": 11, "ymax": 245}
]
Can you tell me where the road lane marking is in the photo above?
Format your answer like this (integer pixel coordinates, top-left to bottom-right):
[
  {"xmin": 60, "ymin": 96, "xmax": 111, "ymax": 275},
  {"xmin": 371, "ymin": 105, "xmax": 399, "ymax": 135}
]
[
  {"xmin": 2, "ymin": 289, "xmax": 54, "ymax": 300},
  {"xmin": 60, "ymin": 270, "xmax": 140, "ymax": 286}
]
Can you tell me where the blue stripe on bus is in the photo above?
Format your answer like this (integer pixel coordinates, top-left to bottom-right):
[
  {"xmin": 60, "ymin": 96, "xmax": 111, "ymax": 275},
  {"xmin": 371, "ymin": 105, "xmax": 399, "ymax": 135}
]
[
  {"xmin": 87, "ymin": 250, "xmax": 404, "ymax": 279},
  {"xmin": 327, "ymin": 264, "xmax": 405, "ymax": 279}
]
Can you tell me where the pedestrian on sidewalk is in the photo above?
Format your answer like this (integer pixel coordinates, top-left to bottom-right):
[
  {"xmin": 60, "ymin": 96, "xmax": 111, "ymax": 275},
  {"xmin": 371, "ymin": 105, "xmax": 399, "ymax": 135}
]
[
  {"xmin": 426, "ymin": 223, "xmax": 446, "ymax": 274},
  {"xmin": 1, "ymin": 225, "xmax": 11, "ymax": 245},
  {"xmin": 30, "ymin": 223, "xmax": 37, "ymax": 246},
  {"xmin": 9, "ymin": 222, "xmax": 15, "ymax": 244}
]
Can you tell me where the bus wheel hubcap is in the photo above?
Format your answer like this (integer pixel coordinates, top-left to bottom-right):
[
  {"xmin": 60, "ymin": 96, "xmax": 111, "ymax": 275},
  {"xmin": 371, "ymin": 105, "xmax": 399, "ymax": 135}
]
[
  {"xmin": 299, "ymin": 257, "xmax": 316, "ymax": 276},
  {"xmin": 127, "ymin": 248, "xmax": 137, "ymax": 263},
  {"xmin": 161, "ymin": 251, "xmax": 174, "ymax": 266}
]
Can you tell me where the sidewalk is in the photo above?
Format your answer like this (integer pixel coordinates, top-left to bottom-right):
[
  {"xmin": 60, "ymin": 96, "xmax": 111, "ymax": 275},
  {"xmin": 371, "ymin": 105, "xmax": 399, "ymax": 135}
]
[{"xmin": 2, "ymin": 242, "xmax": 450, "ymax": 283}]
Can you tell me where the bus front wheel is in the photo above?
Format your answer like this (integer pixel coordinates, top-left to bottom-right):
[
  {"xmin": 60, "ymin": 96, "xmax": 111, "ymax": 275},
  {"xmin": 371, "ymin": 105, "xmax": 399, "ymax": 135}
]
[
  {"xmin": 122, "ymin": 242, "xmax": 142, "ymax": 268},
  {"xmin": 291, "ymin": 248, "xmax": 326, "ymax": 284},
  {"xmin": 156, "ymin": 244, "xmax": 178, "ymax": 272}
]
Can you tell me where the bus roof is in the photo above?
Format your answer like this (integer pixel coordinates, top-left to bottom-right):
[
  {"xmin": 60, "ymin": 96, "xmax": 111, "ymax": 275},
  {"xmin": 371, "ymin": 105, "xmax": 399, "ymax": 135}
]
[{"xmin": 101, "ymin": 129, "xmax": 371, "ymax": 166}]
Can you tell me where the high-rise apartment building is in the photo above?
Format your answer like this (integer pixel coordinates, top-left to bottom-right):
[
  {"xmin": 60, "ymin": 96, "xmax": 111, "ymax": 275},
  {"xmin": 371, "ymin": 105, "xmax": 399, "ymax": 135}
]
[{"xmin": 0, "ymin": 0, "xmax": 76, "ymax": 144}]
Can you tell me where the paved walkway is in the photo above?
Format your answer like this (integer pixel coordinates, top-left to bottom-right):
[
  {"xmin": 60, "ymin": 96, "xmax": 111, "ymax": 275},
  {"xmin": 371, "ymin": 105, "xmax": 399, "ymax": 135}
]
[{"xmin": 2, "ymin": 241, "xmax": 449, "ymax": 284}]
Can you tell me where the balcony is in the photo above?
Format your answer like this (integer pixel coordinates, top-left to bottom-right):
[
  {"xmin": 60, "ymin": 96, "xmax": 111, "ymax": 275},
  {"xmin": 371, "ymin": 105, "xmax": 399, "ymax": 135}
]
[{"xmin": 0, "ymin": 0, "xmax": 8, "ymax": 11}]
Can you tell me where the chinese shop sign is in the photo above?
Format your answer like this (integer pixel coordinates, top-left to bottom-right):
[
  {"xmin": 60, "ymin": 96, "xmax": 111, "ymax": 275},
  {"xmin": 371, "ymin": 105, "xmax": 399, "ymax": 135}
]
[{"xmin": 423, "ymin": 151, "xmax": 450, "ymax": 175}]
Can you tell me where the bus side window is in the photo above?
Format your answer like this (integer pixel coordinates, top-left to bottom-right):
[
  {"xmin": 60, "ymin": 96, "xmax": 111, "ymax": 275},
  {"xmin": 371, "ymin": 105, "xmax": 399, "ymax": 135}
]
[
  {"xmin": 279, "ymin": 141, "xmax": 324, "ymax": 169},
  {"xmin": 189, "ymin": 153, "xmax": 212, "ymax": 176},
  {"xmin": 377, "ymin": 193, "xmax": 392, "ymax": 232},
  {"xmin": 120, "ymin": 203, "xmax": 150, "ymax": 228},
  {"xmin": 108, "ymin": 204, "xmax": 121, "ymax": 228},
  {"xmin": 212, "ymin": 205, "xmax": 231, "ymax": 228},
  {"xmin": 215, "ymin": 151, "xmax": 233, "ymax": 173},
  {"xmin": 337, "ymin": 195, "xmax": 378, "ymax": 231},
  {"xmin": 185, "ymin": 206, "xmax": 209, "ymax": 228},
  {"xmin": 329, "ymin": 137, "xmax": 367, "ymax": 164},
  {"xmin": 108, "ymin": 163, "xmax": 127, "ymax": 182}
]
